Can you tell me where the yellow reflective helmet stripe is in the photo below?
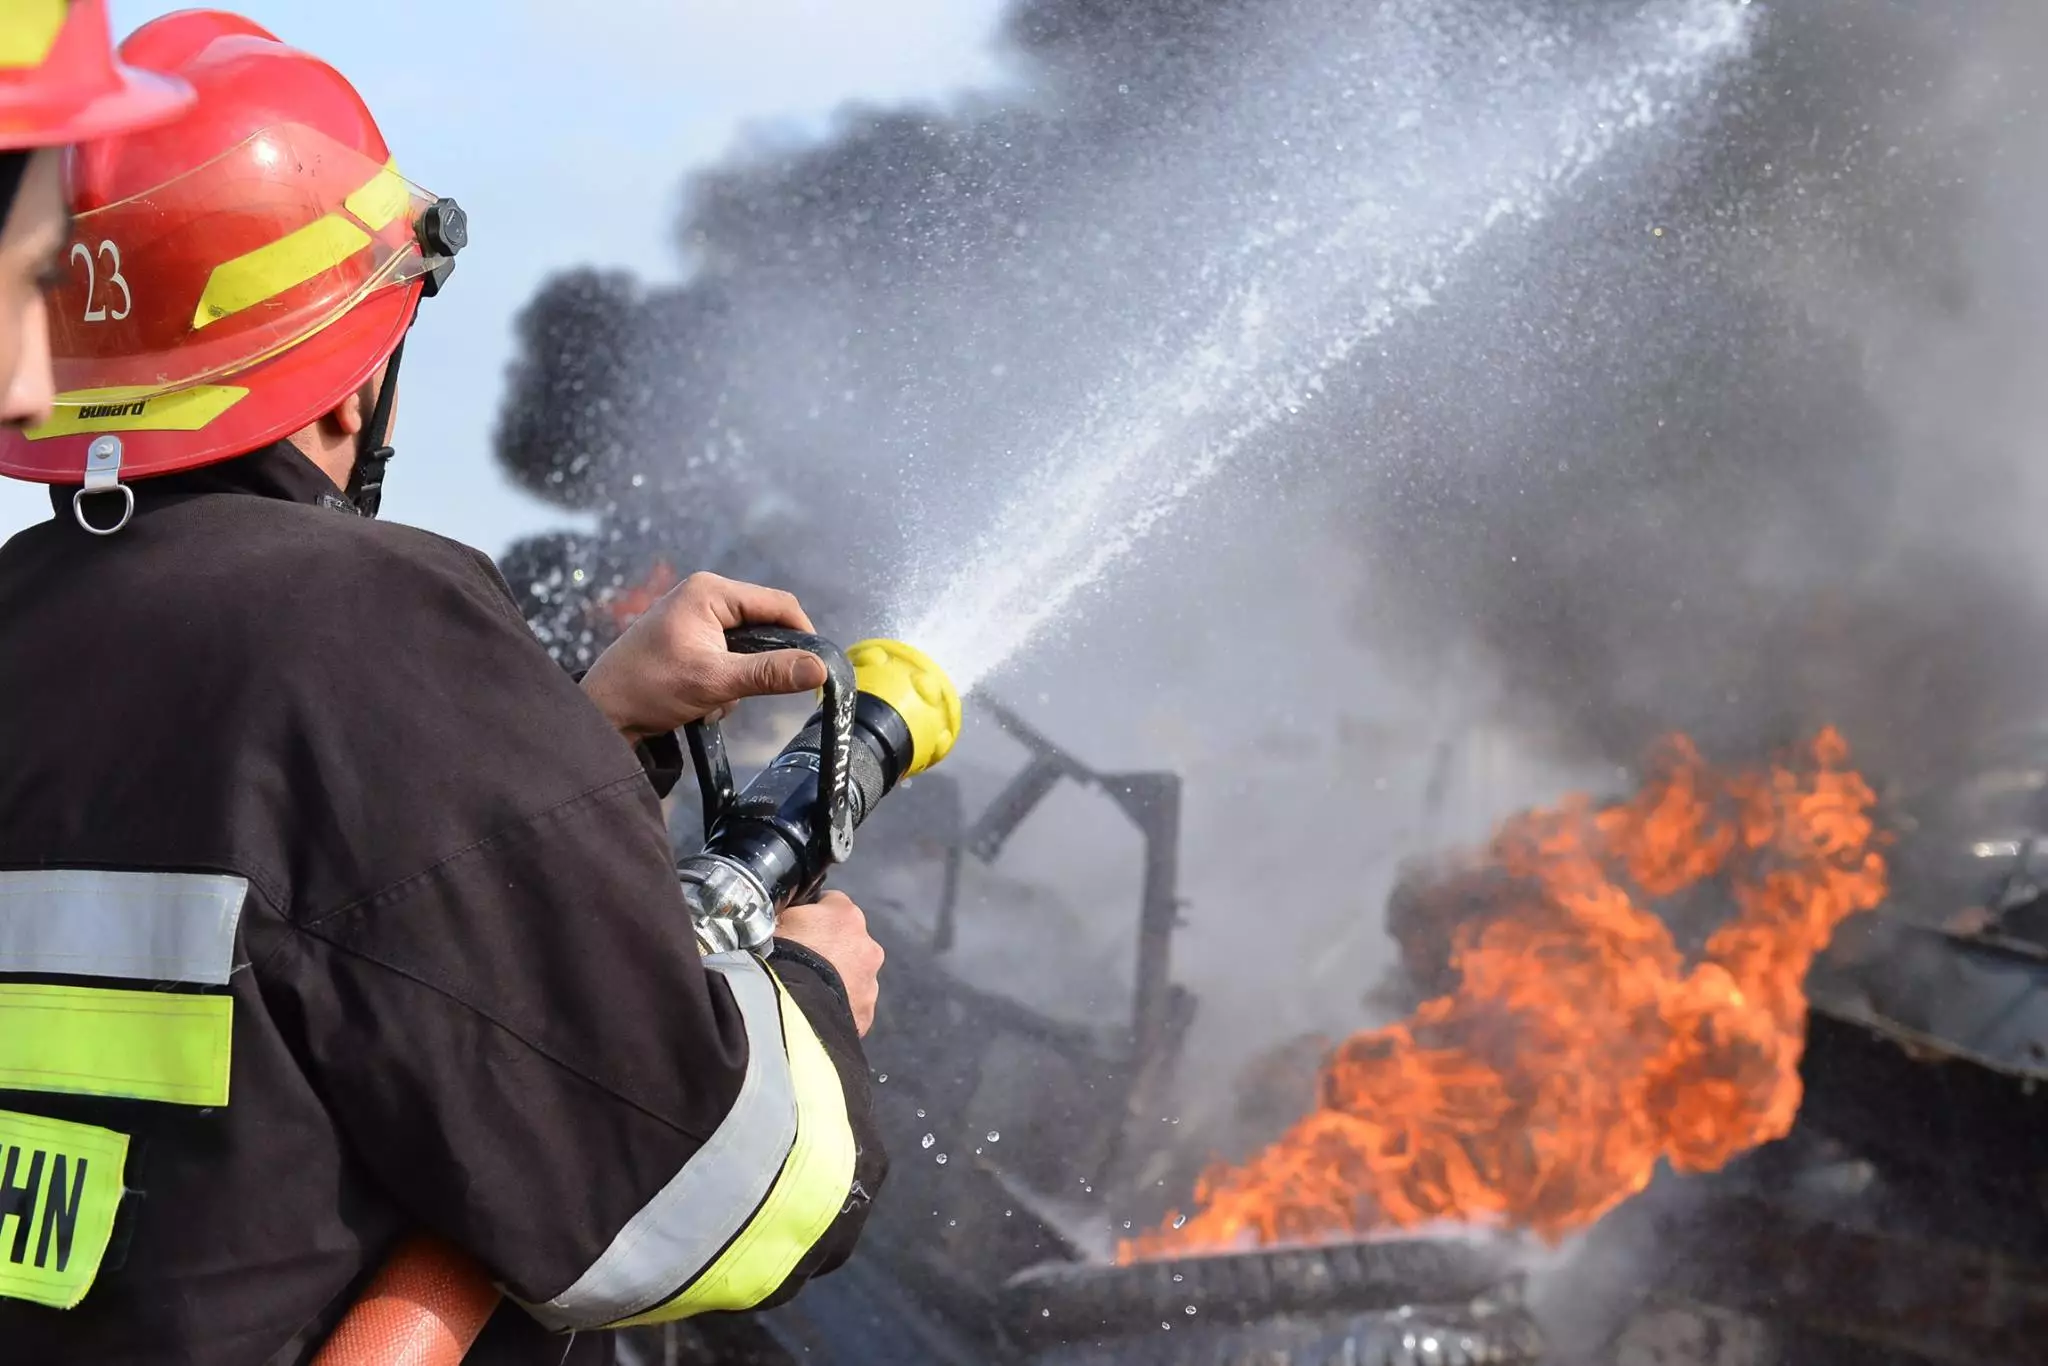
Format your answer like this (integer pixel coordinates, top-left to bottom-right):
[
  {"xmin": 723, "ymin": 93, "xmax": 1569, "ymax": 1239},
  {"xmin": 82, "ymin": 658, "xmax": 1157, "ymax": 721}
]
[
  {"xmin": 0, "ymin": 1, "xmax": 66, "ymax": 69},
  {"xmin": 191, "ymin": 214, "xmax": 372, "ymax": 330},
  {"xmin": 191, "ymin": 160, "xmax": 413, "ymax": 330},
  {"xmin": 27, "ymin": 385, "xmax": 250, "ymax": 439},
  {"xmin": 613, "ymin": 967, "xmax": 857, "ymax": 1325},
  {"xmin": 0, "ymin": 985, "xmax": 231, "ymax": 1108},
  {"xmin": 344, "ymin": 161, "xmax": 410, "ymax": 231},
  {"xmin": 0, "ymin": 1108, "xmax": 128, "ymax": 1309}
]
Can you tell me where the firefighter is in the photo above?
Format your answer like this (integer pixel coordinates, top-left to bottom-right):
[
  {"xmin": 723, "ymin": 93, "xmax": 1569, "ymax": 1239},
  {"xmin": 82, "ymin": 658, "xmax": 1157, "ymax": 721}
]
[
  {"xmin": 0, "ymin": 12, "xmax": 888, "ymax": 1365},
  {"xmin": 0, "ymin": 0, "xmax": 192, "ymax": 427}
]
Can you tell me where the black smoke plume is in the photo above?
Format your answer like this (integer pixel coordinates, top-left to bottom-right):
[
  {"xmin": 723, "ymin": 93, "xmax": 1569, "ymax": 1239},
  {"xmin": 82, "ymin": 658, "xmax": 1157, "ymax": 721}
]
[{"xmin": 492, "ymin": 0, "xmax": 2048, "ymax": 792}]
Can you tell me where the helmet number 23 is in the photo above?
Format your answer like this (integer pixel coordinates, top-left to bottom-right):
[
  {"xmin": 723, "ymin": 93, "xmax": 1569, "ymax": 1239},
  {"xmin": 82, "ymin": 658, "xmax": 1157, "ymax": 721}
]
[{"xmin": 70, "ymin": 240, "xmax": 133, "ymax": 324}]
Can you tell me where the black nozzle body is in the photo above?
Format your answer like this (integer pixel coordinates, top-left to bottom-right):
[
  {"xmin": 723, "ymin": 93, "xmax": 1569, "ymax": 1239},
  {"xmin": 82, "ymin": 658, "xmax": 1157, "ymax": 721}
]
[{"xmin": 705, "ymin": 693, "xmax": 916, "ymax": 909}]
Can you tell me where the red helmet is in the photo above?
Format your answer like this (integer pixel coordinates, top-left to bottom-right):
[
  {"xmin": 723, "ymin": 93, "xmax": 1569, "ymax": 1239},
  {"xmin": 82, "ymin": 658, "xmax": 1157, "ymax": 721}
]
[
  {"xmin": 0, "ymin": 0, "xmax": 193, "ymax": 151},
  {"xmin": 0, "ymin": 10, "xmax": 463, "ymax": 484}
]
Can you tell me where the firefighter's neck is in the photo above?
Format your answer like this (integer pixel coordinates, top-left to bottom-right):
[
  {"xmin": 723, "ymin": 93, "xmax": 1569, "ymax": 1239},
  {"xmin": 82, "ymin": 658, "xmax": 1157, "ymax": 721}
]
[{"xmin": 286, "ymin": 366, "xmax": 391, "ymax": 492}]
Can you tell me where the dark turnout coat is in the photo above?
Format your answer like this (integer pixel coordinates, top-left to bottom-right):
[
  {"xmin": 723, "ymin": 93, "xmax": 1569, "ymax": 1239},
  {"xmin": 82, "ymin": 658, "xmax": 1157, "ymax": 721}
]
[{"xmin": 0, "ymin": 443, "xmax": 884, "ymax": 1364}]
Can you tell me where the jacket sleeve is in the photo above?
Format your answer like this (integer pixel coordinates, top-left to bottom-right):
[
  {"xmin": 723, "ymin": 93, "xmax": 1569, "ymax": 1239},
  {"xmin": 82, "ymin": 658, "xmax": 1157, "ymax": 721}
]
[{"xmin": 254, "ymin": 539, "xmax": 887, "ymax": 1330}]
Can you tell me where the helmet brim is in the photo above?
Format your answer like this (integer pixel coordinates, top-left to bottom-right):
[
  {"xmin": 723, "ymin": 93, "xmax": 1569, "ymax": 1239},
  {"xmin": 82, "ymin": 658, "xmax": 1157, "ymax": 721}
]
[{"xmin": 0, "ymin": 64, "xmax": 195, "ymax": 152}]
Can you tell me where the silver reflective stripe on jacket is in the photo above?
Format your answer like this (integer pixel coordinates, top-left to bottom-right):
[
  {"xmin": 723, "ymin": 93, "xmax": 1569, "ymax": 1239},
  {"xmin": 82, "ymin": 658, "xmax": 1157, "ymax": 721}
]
[
  {"xmin": 0, "ymin": 869, "xmax": 247, "ymax": 984},
  {"xmin": 524, "ymin": 951, "xmax": 798, "ymax": 1331}
]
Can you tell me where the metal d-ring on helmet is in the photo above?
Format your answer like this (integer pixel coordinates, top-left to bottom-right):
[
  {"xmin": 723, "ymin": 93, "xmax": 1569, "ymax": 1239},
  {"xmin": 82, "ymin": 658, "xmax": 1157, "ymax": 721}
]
[{"xmin": 0, "ymin": 10, "xmax": 465, "ymax": 529}]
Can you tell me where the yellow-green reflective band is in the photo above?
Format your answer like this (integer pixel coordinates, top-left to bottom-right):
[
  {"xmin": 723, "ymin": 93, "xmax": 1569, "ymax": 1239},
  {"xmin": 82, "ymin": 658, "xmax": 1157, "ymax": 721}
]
[
  {"xmin": 614, "ymin": 969, "xmax": 857, "ymax": 1325},
  {"xmin": 0, "ymin": 1108, "xmax": 127, "ymax": 1310},
  {"xmin": 191, "ymin": 215, "xmax": 372, "ymax": 330},
  {"xmin": 28, "ymin": 385, "xmax": 250, "ymax": 439},
  {"xmin": 523, "ymin": 953, "xmax": 796, "ymax": 1331},
  {"xmin": 0, "ymin": 985, "xmax": 231, "ymax": 1107},
  {"xmin": 344, "ymin": 162, "xmax": 410, "ymax": 231},
  {"xmin": 0, "ymin": 1, "xmax": 66, "ymax": 69}
]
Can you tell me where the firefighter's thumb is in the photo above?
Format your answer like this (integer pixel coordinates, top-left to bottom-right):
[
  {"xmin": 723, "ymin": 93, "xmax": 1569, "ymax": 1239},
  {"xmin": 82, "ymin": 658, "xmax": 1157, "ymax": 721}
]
[{"xmin": 723, "ymin": 648, "xmax": 829, "ymax": 701}]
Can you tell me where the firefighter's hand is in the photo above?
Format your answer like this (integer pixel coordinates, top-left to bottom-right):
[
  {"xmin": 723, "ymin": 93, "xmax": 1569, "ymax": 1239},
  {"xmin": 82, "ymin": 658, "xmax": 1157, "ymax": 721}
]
[
  {"xmin": 778, "ymin": 892, "xmax": 884, "ymax": 1036},
  {"xmin": 580, "ymin": 572, "xmax": 830, "ymax": 742}
]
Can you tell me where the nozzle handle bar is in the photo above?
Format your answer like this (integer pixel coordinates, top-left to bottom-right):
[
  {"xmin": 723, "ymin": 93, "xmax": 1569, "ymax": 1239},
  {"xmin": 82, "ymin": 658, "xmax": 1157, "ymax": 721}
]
[{"xmin": 683, "ymin": 627, "xmax": 858, "ymax": 865}]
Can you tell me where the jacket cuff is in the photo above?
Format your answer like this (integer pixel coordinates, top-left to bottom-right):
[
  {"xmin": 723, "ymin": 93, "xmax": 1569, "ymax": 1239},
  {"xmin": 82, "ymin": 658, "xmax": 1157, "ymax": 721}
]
[
  {"xmin": 570, "ymin": 669, "xmax": 684, "ymax": 801},
  {"xmin": 634, "ymin": 729, "xmax": 685, "ymax": 801},
  {"xmin": 768, "ymin": 938, "xmax": 850, "ymax": 1013}
]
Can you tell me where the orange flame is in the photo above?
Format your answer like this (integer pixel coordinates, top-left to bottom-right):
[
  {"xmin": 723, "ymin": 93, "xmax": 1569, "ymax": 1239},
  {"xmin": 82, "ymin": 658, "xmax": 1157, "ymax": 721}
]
[
  {"xmin": 602, "ymin": 561, "xmax": 679, "ymax": 632},
  {"xmin": 1123, "ymin": 728, "xmax": 1886, "ymax": 1260}
]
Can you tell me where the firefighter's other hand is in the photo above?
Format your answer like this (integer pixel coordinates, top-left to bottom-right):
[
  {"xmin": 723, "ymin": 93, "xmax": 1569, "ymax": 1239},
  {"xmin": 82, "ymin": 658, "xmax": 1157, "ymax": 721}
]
[
  {"xmin": 778, "ymin": 892, "xmax": 884, "ymax": 1036},
  {"xmin": 581, "ymin": 572, "xmax": 829, "ymax": 741}
]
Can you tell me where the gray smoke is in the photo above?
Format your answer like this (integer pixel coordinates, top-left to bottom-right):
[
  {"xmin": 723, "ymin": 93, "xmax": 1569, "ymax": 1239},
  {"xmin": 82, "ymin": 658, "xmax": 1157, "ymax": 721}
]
[
  {"xmin": 491, "ymin": 0, "xmax": 2048, "ymax": 1109},
  {"xmin": 1341, "ymin": 0, "xmax": 2048, "ymax": 786}
]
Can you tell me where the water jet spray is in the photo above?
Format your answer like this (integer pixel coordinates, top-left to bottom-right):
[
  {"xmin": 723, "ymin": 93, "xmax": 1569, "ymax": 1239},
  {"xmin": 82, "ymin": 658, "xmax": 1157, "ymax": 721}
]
[{"xmin": 896, "ymin": 0, "xmax": 1758, "ymax": 693}]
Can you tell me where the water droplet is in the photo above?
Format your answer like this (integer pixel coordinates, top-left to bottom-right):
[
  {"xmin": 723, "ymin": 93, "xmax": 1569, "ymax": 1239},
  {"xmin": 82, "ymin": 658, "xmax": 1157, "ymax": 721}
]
[
  {"xmin": 921, "ymin": 1133, "xmax": 935, "ymax": 1149},
  {"xmin": 935, "ymin": 1153, "xmax": 948, "ymax": 1165},
  {"xmin": 1122, "ymin": 1220, "xmax": 1132, "ymax": 1230},
  {"xmin": 1160, "ymin": 1322, "xmax": 1171, "ymax": 1331},
  {"xmin": 1173, "ymin": 1214, "xmax": 1187, "ymax": 1229},
  {"xmin": 986, "ymin": 1131, "xmax": 1001, "ymax": 1143},
  {"xmin": 1041, "ymin": 1309, "xmax": 1050, "ymax": 1318},
  {"xmin": 915, "ymin": 1108, "xmax": 926, "ymax": 1119},
  {"xmin": 876, "ymin": 1073, "xmax": 887, "ymax": 1084},
  {"xmin": 1172, "ymin": 1274, "xmax": 1184, "ymax": 1284},
  {"xmin": 1185, "ymin": 1306, "xmax": 1198, "ymax": 1316}
]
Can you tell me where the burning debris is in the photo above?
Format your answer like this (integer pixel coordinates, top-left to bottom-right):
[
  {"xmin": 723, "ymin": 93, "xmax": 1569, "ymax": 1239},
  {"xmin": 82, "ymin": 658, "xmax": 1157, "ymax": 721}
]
[{"xmin": 1129, "ymin": 730, "xmax": 1886, "ymax": 1259}]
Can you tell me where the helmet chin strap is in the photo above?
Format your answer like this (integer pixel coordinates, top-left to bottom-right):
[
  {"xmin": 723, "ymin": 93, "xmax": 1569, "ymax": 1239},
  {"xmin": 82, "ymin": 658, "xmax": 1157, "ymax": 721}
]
[{"xmin": 345, "ymin": 336, "xmax": 406, "ymax": 518}]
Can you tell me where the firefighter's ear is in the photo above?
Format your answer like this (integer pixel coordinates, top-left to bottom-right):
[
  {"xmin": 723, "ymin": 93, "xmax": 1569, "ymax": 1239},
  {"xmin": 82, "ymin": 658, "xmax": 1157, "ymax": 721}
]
[
  {"xmin": 329, "ymin": 375, "xmax": 374, "ymax": 439},
  {"xmin": 289, "ymin": 364, "xmax": 387, "ymax": 491}
]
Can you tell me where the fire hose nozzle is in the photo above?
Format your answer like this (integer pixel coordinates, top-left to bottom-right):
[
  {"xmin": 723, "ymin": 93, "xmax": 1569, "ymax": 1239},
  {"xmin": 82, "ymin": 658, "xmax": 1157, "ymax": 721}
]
[
  {"xmin": 846, "ymin": 637, "xmax": 961, "ymax": 776},
  {"xmin": 679, "ymin": 631, "xmax": 962, "ymax": 955}
]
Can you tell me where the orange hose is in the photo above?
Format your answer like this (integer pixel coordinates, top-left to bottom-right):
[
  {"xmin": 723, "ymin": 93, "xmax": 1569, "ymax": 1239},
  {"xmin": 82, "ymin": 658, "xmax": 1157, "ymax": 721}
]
[{"xmin": 311, "ymin": 1235, "xmax": 502, "ymax": 1366}]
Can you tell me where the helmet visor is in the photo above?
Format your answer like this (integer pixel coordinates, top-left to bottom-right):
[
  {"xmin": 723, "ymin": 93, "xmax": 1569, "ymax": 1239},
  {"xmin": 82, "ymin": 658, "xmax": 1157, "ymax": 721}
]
[{"xmin": 45, "ymin": 121, "xmax": 449, "ymax": 404}]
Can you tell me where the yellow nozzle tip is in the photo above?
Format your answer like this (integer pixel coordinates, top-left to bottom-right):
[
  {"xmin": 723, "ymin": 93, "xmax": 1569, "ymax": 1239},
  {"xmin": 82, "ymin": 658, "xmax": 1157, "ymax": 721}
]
[{"xmin": 849, "ymin": 638, "xmax": 961, "ymax": 776}]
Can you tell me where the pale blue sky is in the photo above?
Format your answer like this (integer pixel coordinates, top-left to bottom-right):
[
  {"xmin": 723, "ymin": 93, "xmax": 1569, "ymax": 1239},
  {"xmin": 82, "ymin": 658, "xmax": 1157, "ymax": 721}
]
[{"xmin": 0, "ymin": 0, "xmax": 1010, "ymax": 550}]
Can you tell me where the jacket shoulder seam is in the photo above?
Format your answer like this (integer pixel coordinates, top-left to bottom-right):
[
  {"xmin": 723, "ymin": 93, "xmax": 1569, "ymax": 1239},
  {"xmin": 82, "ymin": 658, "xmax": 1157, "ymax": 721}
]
[
  {"xmin": 283, "ymin": 913, "xmax": 713, "ymax": 1142},
  {"xmin": 293, "ymin": 771, "xmax": 648, "ymax": 933}
]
